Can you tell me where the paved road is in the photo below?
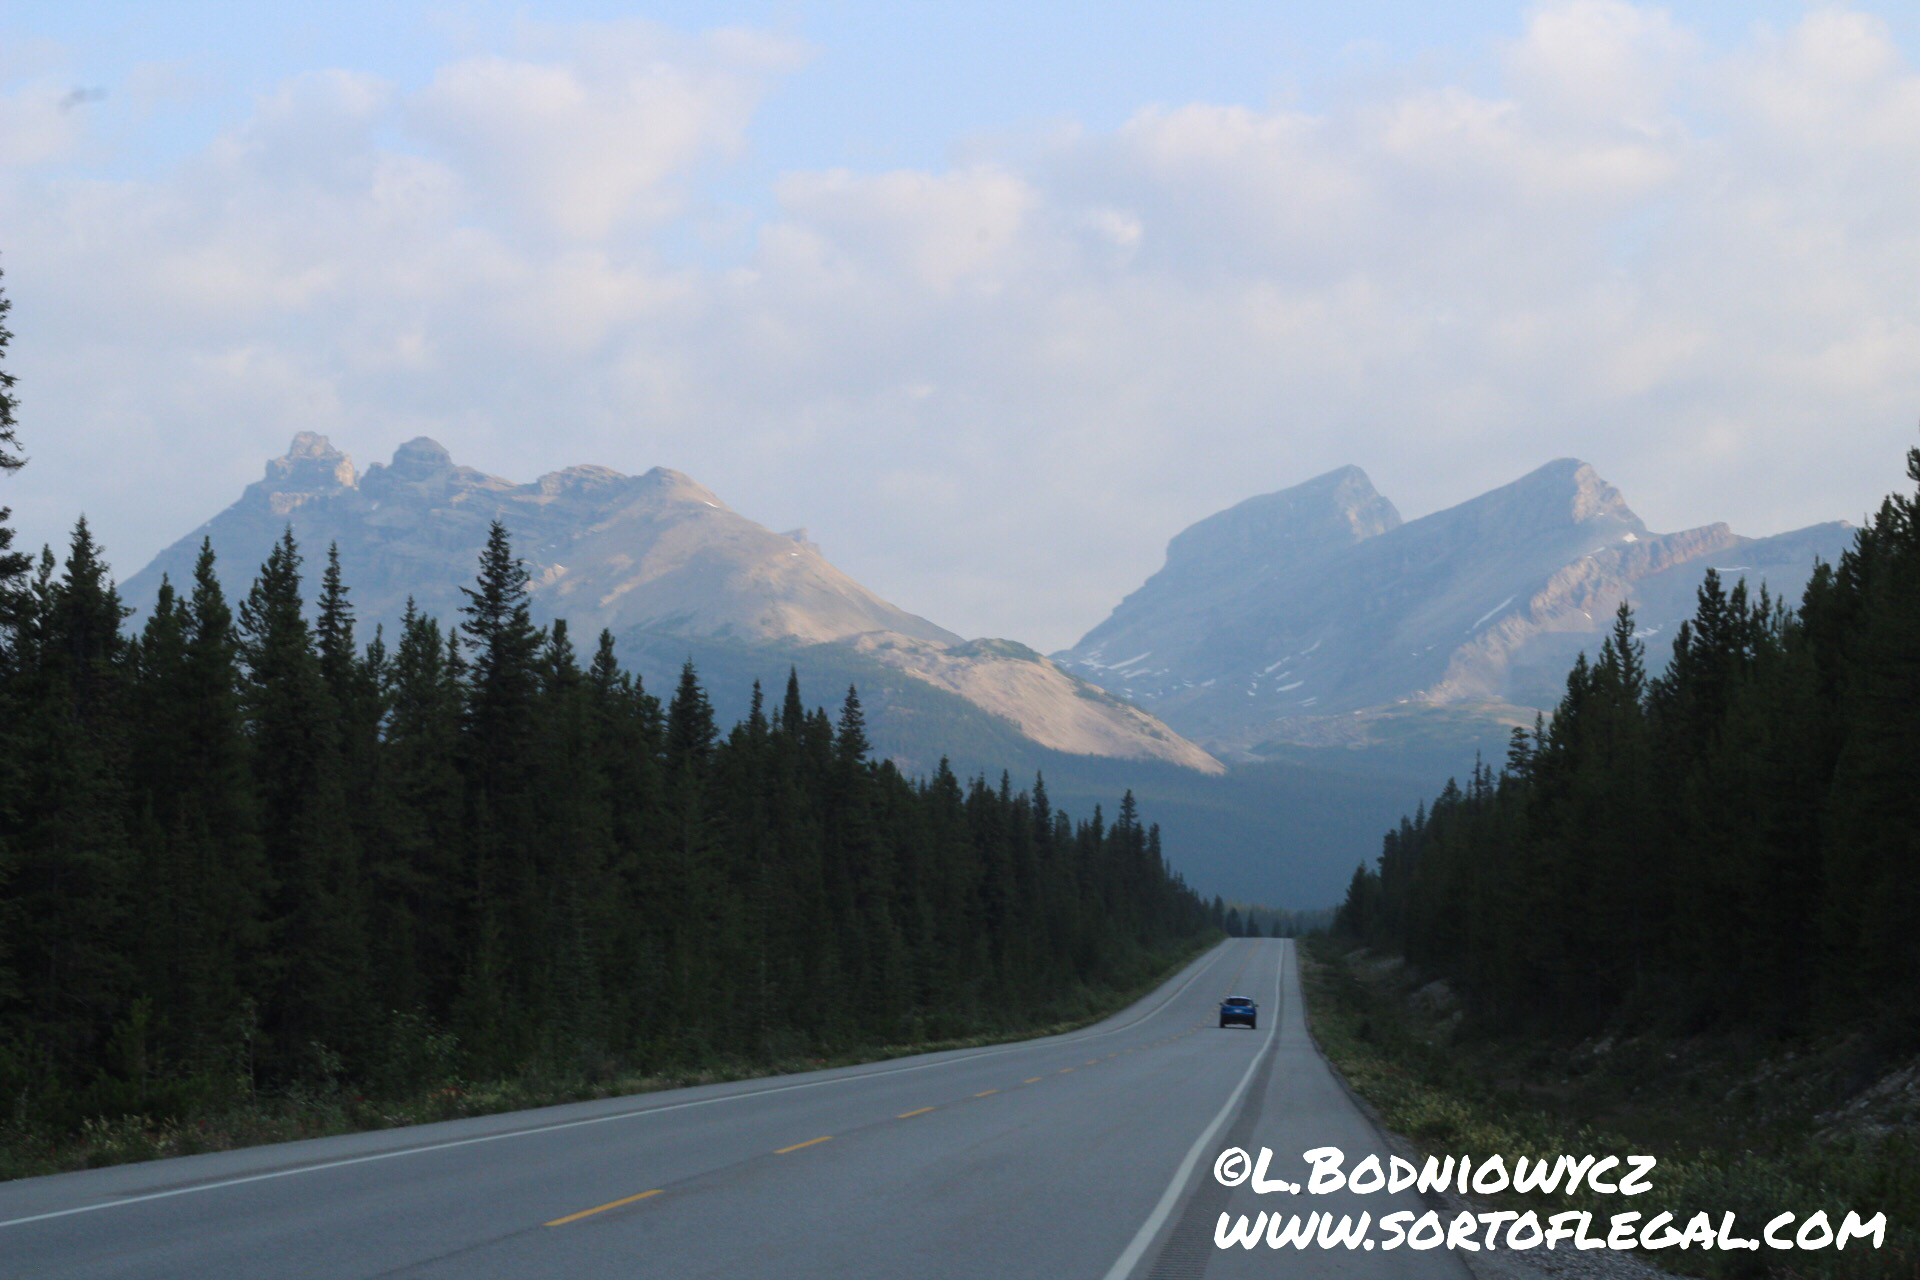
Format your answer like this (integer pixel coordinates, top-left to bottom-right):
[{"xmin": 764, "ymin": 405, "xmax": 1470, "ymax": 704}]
[{"xmin": 0, "ymin": 939, "xmax": 1466, "ymax": 1278}]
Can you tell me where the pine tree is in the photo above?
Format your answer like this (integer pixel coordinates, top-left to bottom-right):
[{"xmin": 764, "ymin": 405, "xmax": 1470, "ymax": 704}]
[
  {"xmin": 456, "ymin": 521, "xmax": 545, "ymax": 1064},
  {"xmin": 585, "ymin": 629, "xmax": 665, "ymax": 1057},
  {"xmin": 129, "ymin": 543, "xmax": 268, "ymax": 1077},
  {"xmin": 535, "ymin": 620, "xmax": 612, "ymax": 1064},
  {"xmin": 0, "ymin": 263, "xmax": 20, "ymax": 1067},
  {"xmin": 5, "ymin": 519, "xmax": 136, "ymax": 1107},
  {"xmin": 657, "ymin": 661, "xmax": 719, "ymax": 1051},
  {"xmin": 239, "ymin": 529, "xmax": 368, "ymax": 1079},
  {"xmin": 780, "ymin": 667, "xmax": 805, "ymax": 735},
  {"xmin": 370, "ymin": 600, "xmax": 466, "ymax": 1020},
  {"xmin": 1822, "ymin": 447, "xmax": 1920, "ymax": 1034},
  {"xmin": 830, "ymin": 685, "xmax": 904, "ymax": 1027},
  {"xmin": 0, "ymin": 261, "xmax": 26, "ymax": 590},
  {"xmin": 835, "ymin": 685, "xmax": 870, "ymax": 768}
]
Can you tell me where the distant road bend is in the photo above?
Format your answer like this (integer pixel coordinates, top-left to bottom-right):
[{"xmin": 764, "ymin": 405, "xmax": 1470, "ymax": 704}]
[{"xmin": 0, "ymin": 940, "xmax": 1465, "ymax": 1278}]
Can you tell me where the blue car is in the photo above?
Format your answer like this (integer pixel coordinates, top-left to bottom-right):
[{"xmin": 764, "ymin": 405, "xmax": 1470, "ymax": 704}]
[{"xmin": 1219, "ymin": 996, "xmax": 1258, "ymax": 1029}]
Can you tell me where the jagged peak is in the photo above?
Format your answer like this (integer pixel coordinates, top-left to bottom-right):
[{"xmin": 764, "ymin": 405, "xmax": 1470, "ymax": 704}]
[
  {"xmin": 1480, "ymin": 458, "xmax": 1641, "ymax": 531},
  {"xmin": 263, "ymin": 432, "xmax": 356, "ymax": 490},
  {"xmin": 285, "ymin": 430, "xmax": 339, "ymax": 459},
  {"xmin": 1165, "ymin": 464, "xmax": 1401, "ymax": 568},
  {"xmin": 389, "ymin": 436, "xmax": 453, "ymax": 477}
]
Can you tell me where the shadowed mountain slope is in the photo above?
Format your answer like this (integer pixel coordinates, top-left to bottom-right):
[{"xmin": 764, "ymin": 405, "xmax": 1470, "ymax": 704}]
[{"xmin": 1058, "ymin": 459, "xmax": 1851, "ymax": 757}]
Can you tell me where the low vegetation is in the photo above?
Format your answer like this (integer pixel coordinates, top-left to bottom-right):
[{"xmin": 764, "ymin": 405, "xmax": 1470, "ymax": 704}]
[
  {"xmin": 0, "ymin": 942, "xmax": 1209, "ymax": 1181},
  {"xmin": 1303, "ymin": 938, "xmax": 1917, "ymax": 1279}
]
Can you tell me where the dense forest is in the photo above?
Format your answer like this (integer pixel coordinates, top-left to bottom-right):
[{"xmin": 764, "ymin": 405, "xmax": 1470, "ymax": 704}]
[
  {"xmin": 0, "ymin": 270, "xmax": 1213, "ymax": 1131},
  {"xmin": 1338, "ymin": 444, "xmax": 1920, "ymax": 1048}
]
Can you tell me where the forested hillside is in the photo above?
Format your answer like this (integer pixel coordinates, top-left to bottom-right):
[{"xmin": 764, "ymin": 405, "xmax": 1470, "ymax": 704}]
[
  {"xmin": 1337, "ymin": 444, "xmax": 1920, "ymax": 1047},
  {"xmin": 0, "ymin": 516, "xmax": 1213, "ymax": 1134}
]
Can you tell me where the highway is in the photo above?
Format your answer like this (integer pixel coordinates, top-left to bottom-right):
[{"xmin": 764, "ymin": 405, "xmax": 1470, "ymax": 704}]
[{"xmin": 0, "ymin": 939, "xmax": 1465, "ymax": 1278}]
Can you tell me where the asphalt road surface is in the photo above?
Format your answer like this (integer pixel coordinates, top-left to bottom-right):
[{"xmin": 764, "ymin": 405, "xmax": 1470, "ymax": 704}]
[{"xmin": 0, "ymin": 939, "xmax": 1467, "ymax": 1278}]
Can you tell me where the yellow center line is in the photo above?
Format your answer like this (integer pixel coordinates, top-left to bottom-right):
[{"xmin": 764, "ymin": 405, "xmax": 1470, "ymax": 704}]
[
  {"xmin": 1059, "ymin": 1067, "xmax": 1074, "ymax": 1074},
  {"xmin": 1086, "ymin": 1059, "xmax": 1099, "ymax": 1065},
  {"xmin": 974, "ymin": 1089, "xmax": 998, "ymax": 1097},
  {"xmin": 775, "ymin": 1136, "xmax": 833, "ymax": 1154},
  {"xmin": 545, "ymin": 1189, "xmax": 661, "ymax": 1227},
  {"xmin": 896, "ymin": 1106, "xmax": 935, "ymax": 1118},
  {"xmin": 1023, "ymin": 1076, "xmax": 1043, "ymax": 1084}
]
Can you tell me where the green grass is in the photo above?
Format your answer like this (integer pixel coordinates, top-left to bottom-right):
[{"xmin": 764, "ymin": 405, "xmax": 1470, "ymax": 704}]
[{"xmin": 1299, "ymin": 938, "xmax": 1918, "ymax": 1280}]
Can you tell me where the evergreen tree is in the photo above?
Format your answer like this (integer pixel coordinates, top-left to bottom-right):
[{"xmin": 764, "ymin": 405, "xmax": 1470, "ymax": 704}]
[
  {"xmin": 4, "ymin": 520, "xmax": 136, "ymax": 1110},
  {"xmin": 1822, "ymin": 447, "xmax": 1920, "ymax": 1034},
  {"xmin": 835, "ymin": 685, "xmax": 870, "ymax": 767},
  {"xmin": 1341, "ymin": 440, "xmax": 1920, "ymax": 1045},
  {"xmin": 657, "ymin": 661, "xmax": 719, "ymax": 1050},
  {"xmin": 455, "ymin": 521, "xmax": 545, "ymax": 1063},
  {"xmin": 238, "ymin": 529, "xmax": 368, "ymax": 1078},
  {"xmin": 0, "ymin": 292, "xmax": 21, "ymax": 1041},
  {"xmin": 0, "ymin": 261, "xmax": 25, "ymax": 590},
  {"xmin": 371, "ymin": 601, "xmax": 466, "ymax": 1020},
  {"xmin": 128, "ymin": 543, "xmax": 268, "ymax": 1078},
  {"xmin": 535, "ymin": 620, "xmax": 613, "ymax": 1063},
  {"xmin": 0, "ymin": 495, "xmax": 1215, "ymax": 1123}
]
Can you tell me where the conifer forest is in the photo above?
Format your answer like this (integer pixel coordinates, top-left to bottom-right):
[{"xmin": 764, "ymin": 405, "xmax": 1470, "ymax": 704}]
[
  {"xmin": 1338, "ymin": 444, "xmax": 1920, "ymax": 1049},
  {"xmin": 0, "ymin": 507, "xmax": 1213, "ymax": 1132}
]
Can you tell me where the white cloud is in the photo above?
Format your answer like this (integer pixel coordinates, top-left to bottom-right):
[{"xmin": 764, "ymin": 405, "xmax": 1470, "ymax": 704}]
[
  {"xmin": 4, "ymin": 4, "xmax": 1920, "ymax": 651},
  {"xmin": 411, "ymin": 23, "xmax": 795, "ymax": 240},
  {"xmin": 774, "ymin": 166, "xmax": 1035, "ymax": 292},
  {"xmin": 0, "ymin": 79, "xmax": 90, "ymax": 168},
  {"xmin": 1501, "ymin": 0, "xmax": 1696, "ymax": 126}
]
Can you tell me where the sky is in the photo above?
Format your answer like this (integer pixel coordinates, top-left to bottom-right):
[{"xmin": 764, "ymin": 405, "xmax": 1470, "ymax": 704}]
[{"xmin": 4, "ymin": 2, "xmax": 1920, "ymax": 651}]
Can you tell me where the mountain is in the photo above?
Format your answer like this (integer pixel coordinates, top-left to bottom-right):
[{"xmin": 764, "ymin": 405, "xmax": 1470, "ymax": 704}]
[
  {"xmin": 119, "ymin": 438, "xmax": 1852, "ymax": 911},
  {"xmin": 129, "ymin": 433, "xmax": 959, "ymax": 648},
  {"xmin": 1057, "ymin": 459, "xmax": 1853, "ymax": 758},
  {"xmin": 124, "ymin": 434, "xmax": 1221, "ymax": 777}
]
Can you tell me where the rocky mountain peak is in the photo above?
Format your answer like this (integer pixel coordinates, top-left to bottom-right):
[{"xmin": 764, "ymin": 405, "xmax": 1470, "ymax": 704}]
[
  {"xmin": 1163, "ymin": 464, "xmax": 1401, "ymax": 573},
  {"xmin": 1497, "ymin": 458, "xmax": 1643, "ymax": 533},
  {"xmin": 264, "ymin": 432, "xmax": 357, "ymax": 492},
  {"xmin": 636, "ymin": 465, "xmax": 727, "ymax": 509},
  {"xmin": 1058, "ymin": 455, "xmax": 1849, "ymax": 758},
  {"xmin": 388, "ymin": 436, "xmax": 454, "ymax": 479},
  {"xmin": 125, "ymin": 436, "xmax": 1224, "ymax": 778},
  {"xmin": 131, "ymin": 438, "xmax": 956, "ymax": 651},
  {"xmin": 535, "ymin": 464, "xmax": 625, "ymax": 496}
]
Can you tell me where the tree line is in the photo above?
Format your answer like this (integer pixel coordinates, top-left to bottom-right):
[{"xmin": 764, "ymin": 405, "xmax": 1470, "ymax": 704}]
[
  {"xmin": 1337, "ymin": 444, "xmax": 1920, "ymax": 1047},
  {"xmin": 0, "ymin": 507, "xmax": 1212, "ymax": 1130}
]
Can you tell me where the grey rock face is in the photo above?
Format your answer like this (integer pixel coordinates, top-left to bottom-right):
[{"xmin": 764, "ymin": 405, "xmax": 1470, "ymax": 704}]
[
  {"xmin": 123, "ymin": 435, "xmax": 1222, "ymax": 774},
  {"xmin": 1056, "ymin": 459, "xmax": 1852, "ymax": 756},
  {"xmin": 126, "ymin": 435, "xmax": 961, "ymax": 649}
]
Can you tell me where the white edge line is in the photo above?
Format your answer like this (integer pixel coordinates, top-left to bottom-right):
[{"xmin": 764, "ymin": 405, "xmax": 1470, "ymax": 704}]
[
  {"xmin": 1099, "ymin": 940, "xmax": 1284, "ymax": 1280},
  {"xmin": 0, "ymin": 943, "xmax": 1229, "ymax": 1232}
]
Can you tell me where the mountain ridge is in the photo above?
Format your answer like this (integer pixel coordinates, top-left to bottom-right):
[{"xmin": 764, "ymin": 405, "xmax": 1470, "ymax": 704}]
[
  {"xmin": 1056, "ymin": 457, "xmax": 1852, "ymax": 757},
  {"xmin": 124, "ymin": 434, "xmax": 1222, "ymax": 776}
]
